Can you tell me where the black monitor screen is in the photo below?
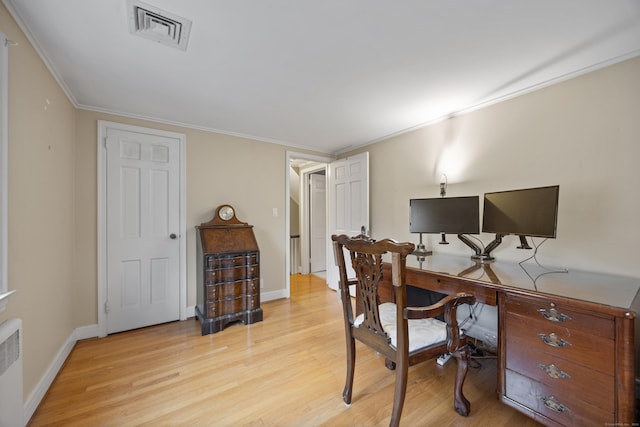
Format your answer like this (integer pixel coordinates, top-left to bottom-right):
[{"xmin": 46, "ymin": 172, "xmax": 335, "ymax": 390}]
[
  {"xmin": 482, "ymin": 185, "xmax": 559, "ymax": 238},
  {"xmin": 409, "ymin": 196, "xmax": 479, "ymax": 234}
]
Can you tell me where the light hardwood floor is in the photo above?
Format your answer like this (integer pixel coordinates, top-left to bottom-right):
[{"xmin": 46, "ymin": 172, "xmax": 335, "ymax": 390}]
[{"xmin": 28, "ymin": 274, "xmax": 540, "ymax": 426}]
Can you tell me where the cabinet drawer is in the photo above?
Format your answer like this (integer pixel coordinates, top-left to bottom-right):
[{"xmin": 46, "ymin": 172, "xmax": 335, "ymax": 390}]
[
  {"xmin": 505, "ymin": 293, "xmax": 613, "ymax": 338},
  {"xmin": 206, "ymin": 279, "xmax": 259, "ymax": 301},
  {"xmin": 207, "ymin": 253, "xmax": 259, "ymax": 269},
  {"xmin": 506, "ymin": 311, "xmax": 614, "ymax": 375},
  {"xmin": 206, "ymin": 294, "xmax": 259, "ymax": 318},
  {"xmin": 505, "ymin": 369, "xmax": 613, "ymax": 427},
  {"xmin": 506, "ymin": 343, "xmax": 614, "ymax": 410},
  {"xmin": 206, "ymin": 264, "xmax": 259, "ymax": 282}
]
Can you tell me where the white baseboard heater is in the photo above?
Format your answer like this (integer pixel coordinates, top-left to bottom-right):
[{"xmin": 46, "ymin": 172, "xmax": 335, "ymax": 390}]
[{"xmin": 0, "ymin": 318, "xmax": 23, "ymax": 427}]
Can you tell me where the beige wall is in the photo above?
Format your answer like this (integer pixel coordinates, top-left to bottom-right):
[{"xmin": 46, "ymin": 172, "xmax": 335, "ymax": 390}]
[
  {"xmin": 1, "ymin": 2, "xmax": 77, "ymax": 400},
  {"xmin": 345, "ymin": 56, "xmax": 640, "ymax": 277}
]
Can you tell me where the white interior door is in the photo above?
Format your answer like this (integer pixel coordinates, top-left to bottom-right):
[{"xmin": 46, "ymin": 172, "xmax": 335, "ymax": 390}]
[
  {"xmin": 326, "ymin": 152, "xmax": 369, "ymax": 290},
  {"xmin": 105, "ymin": 126, "xmax": 181, "ymax": 334},
  {"xmin": 309, "ymin": 172, "xmax": 326, "ymax": 273}
]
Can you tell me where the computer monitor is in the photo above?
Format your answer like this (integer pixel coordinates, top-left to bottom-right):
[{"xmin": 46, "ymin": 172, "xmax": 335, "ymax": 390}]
[
  {"xmin": 482, "ymin": 185, "xmax": 559, "ymax": 238},
  {"xmin": 409, "ymin": 196, "xmax": 479, "ymax": 234}
]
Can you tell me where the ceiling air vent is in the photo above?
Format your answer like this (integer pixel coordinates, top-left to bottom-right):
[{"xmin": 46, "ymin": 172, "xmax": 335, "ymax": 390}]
[{"xmin": 127, "ymin": 0, "xmax": 192, "ymax": 51}]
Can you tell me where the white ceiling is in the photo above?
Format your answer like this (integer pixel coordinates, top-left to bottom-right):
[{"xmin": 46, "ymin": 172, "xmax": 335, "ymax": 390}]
[{"xmin": 4, "ymin": 1, "xmax": 640, "ymax": 154}]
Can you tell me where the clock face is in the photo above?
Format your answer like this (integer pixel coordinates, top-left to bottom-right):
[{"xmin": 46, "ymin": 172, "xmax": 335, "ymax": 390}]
[{"xmin": 219, "ymin": 205, "xmax": 235, "ymax": 221}]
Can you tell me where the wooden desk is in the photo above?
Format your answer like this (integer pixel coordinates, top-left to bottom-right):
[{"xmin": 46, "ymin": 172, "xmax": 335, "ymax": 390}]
[{"xmin": 376, "ymin": 255, "xmax": 640, "ymax": 427}]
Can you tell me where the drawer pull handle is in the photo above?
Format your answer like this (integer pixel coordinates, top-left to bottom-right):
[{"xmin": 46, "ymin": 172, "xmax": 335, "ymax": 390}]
[
  {"xmin": 537, "ymin": 307, "xmax": 571, "ymax": 323},
  {"xmin": 538, "ymin": 363, "xmax": 571, "ymax": 379},
  {"xmin": 538, "ymin": 333, "xmax": 571, "ymax": 348},
  {"xmin": 539, "ymin": 396, "xmax": 569, "ymax": 413}
]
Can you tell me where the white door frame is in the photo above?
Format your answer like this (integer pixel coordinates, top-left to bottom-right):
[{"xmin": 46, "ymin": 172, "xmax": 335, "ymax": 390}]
[
  {"xmin": 97, "ymin": 120, "xmax": 187, "ymax": 337},
  {"xmin": 285, "ymin": 151, "xmax": 332, "ymax": 298},
  {"xmin": 299, "ymin": 164, "xmax": 327, "ymax": 275}
]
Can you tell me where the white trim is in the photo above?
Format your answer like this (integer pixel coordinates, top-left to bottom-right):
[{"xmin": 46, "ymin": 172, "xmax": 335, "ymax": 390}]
[
  {"xmin": 97, "ymin": 123, "xmax": 106, "ymax": 336},
  {"xmin": 285, "ymin": 151, "xmax": 333, "ymax": 299},
  {"xmin": 261, "ymin": 289, "xmax": 288, "ymax": 302},
  {"xmin": 24, "ymin": 329, "xmax": 76, "ymax": 424},
  {"xmin": 23, "ymin": 323, "xmax": 99, "ymax": 424},
  {"xmin": 97, "ymin": 120, "xmax": 187, "ymax": 337},
  {"xmin": 178, "ymin": 138, "xmax": 187, "ymax": 321},
  {"xmin": 74, "ymin": 323, "xmax": 99, "ymax": 341},
  {"xmin": 184, "ymin": 305, "xmax": 195, "ymax": 319}
]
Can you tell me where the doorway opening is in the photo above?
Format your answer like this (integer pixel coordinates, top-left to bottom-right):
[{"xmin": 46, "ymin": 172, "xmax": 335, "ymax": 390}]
[{"xmin": 286, "ymin": 152, "xmax": 332, "ymax": 298}]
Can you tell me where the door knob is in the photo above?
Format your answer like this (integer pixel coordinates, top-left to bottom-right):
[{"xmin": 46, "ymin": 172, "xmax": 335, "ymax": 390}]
[{"xmin": 170, "ymin": 233, "xmax": 177, "ymax": 239}]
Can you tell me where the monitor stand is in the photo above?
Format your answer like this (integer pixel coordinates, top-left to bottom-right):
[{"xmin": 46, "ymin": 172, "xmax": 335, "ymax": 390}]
[
  {"xmin": 457, "ymin": 233, "xmax": 504, "ymax": 262},
  {"xmin": 517, "ymin": 235, "xmax": 532, "ymax": 249},
  {"xmin": 412, "ymin": 233, "xmax": 432, "ymax": 257}
]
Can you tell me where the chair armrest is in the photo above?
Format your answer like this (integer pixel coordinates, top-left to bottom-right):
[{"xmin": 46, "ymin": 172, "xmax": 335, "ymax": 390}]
[
  {"xmin": 403, "ymin": 292, "xmax": 475, "ymax": 320},
  {"xmin": 404, "ymin": 292, "xmax": 476, "ymax": 352},
  {"xmin": 338, "ymin": 278, "xmax": 358, "ymax": 288}
]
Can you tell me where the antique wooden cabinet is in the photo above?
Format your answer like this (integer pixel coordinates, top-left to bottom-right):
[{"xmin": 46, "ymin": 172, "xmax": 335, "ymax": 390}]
[{"xmin": 195, "ymin": 205, "xmax": 263, "ymax": 335}]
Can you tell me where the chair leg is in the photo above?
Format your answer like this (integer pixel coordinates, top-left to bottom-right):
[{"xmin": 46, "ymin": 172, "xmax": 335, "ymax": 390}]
[
  {"xmin": 385, "ymin": 358, "xmax": 396, "ymax": 370},
  {"xmin": 452, "ymin": 345, "xmax": 471, "ymax": 416},
  {"xmin": 389, "ymin": 358, "xmax": 408, "ymax": 427},
  {"xmin": 343, "ymin": 336, "xmax": 356, "ymax": 405}
]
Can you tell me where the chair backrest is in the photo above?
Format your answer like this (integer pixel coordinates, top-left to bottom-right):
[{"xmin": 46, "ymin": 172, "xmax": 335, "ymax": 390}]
[{"xmin": 332, "ymin": 234, "xmax": 415, "ymax": 351}]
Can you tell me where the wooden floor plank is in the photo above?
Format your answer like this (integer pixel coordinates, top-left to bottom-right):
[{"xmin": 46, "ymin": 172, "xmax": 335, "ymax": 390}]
[{"xmin": 27, "ymin": 274, "xmax": 540, "ymax": 426}]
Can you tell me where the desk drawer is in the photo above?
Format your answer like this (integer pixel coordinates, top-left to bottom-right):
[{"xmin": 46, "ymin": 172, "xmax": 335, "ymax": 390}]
[
  {"xmin": 506, "ymin": 311, "xmax": 614, "ymax": 375},
  {"xmin": 505, "ymin": 369, "xmax": 613, "ymax": 427},
  {"xmin": 506, "ymin": 343, "xmax": 614, "ymax": 410},
  {"xmin": 406, "ymin": 269, "xmax": 497, "ymax": 305},
  {"xmin": 506, "ymin": 293, "xmax": 613, "ymax": 338}
]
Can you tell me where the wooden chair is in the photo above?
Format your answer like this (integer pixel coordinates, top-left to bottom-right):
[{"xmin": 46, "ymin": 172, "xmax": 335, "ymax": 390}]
[{"xmin": 331, "ymin": 234, "xmax": 476, "ymax": 427}]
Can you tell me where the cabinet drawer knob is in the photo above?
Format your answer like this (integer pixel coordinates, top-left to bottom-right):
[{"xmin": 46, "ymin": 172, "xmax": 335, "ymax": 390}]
[
  {"xmin": 537, "ymin": 307, "xmax": 571, "ymax": 323},
  {"xmin": 539, "ymin": 395, "xmax": 569, "ymax": 413},
  {"xmin": 538, "ymin": 363, "xmax": 571, "ymax": 379},
  {"xmin": 538, "ymin": 333, "xmax": 571, "ymax": 348}
]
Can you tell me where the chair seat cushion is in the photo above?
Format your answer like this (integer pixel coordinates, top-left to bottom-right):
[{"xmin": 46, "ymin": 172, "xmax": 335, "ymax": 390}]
[{"xmin": 354, "ymin": 302, "xmax": 447, "ymax": 352}]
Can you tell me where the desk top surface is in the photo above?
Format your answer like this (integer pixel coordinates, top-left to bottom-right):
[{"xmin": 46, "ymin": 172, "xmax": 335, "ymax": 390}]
[{"xmin": 406, "ymin": 254, "xmax": 640, "ymax": 311}]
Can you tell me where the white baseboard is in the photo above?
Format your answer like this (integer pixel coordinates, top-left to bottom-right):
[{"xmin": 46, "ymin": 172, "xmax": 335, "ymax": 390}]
[
  {"xmin": 75, "ymin": 324, "xmax": 99, "ymax": 340},
  {"xmin": 184, "ymin": 305, "xmax": 195, "ymax": 319},
  {"xmin": 261, "ymin": 289, "xmax": 287, "ymax": 302},
  {"xmin": 23, "ymin": 329, "xmax": 76, "ymax": 424},
  {"xmin": 23, "ymin": 324, "xmax": 101, "ymax": 424}
]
